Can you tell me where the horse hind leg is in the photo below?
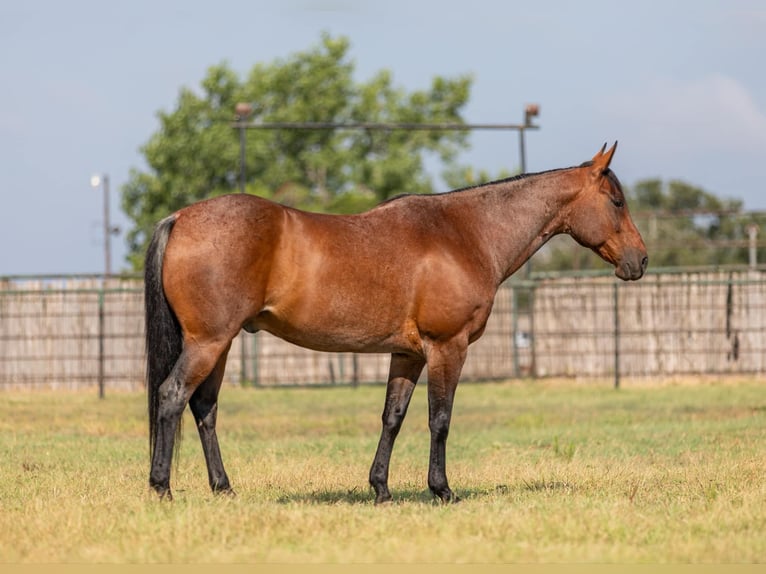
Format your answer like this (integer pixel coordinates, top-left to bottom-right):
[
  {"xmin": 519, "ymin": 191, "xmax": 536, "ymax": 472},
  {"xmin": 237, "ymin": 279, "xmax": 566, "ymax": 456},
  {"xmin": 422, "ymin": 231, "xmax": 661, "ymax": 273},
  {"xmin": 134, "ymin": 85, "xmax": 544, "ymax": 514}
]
[
  {"xmin": 149, "ymin": 339, "xmax": 232, "ymax": 499},
  {"xmin": 189, "ymin": 342, "xmax": 234, "ymax": 495}
]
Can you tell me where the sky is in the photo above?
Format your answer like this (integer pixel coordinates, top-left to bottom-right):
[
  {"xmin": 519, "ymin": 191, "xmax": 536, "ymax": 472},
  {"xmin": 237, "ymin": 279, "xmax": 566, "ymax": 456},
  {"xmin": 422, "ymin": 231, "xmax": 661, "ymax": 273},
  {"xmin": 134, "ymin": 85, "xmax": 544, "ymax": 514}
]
[{"xmin": 1, "ymin": 0, "xmax": 764, "ymax": 276}]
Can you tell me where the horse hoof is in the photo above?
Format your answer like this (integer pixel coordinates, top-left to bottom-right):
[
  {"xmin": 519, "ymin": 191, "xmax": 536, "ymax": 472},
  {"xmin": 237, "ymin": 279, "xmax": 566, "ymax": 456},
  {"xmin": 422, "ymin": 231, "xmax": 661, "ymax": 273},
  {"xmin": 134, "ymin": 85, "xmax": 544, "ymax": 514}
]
[
  {"xmin": 434, "ymin": 490, "xmax": 460, "ymax": 504},
  {"xmin": 215, "ymin": 487, "xmax": 237, "ymax": 498},
  {"xmin": 374, "ymin": 493, "xmax": 393, "ymax": 505}
]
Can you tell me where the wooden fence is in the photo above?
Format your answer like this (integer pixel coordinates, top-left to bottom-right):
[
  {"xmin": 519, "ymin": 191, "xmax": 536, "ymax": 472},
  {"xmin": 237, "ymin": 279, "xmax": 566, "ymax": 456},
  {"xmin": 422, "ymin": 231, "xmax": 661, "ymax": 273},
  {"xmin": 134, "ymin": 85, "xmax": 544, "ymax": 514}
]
[{"xmin": 1, "ymin": 270, "xmax": 765, "ymax": 391}]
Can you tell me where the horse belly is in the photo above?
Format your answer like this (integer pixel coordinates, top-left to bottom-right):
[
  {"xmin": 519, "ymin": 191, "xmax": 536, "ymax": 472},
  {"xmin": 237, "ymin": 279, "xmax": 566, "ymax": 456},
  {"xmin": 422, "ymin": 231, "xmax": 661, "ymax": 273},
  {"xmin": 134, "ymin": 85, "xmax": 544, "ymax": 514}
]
[{"xmin": 253, "ymin": 292, "xmax": 418, "ymax": 355}]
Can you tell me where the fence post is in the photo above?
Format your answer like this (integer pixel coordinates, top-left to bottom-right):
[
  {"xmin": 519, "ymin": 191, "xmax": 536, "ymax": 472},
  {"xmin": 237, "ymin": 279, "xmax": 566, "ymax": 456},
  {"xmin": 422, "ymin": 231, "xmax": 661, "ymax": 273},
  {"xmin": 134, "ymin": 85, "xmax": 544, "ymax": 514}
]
[
  {"xmin": 528, "ymin": 280, "xmax": 537, "ymax": 379},
  {"xmin": 352, "ymin": 353, "xmax": 359, "ymax": 388},
  {"xmin": 252, "ymin": 334, "xmax": 260, "ymax": 387},
  {"xmin": 240, "ymin": 336, "xmax": 246, "ymax": 386},
  {"xmin": 747, "ymin": 224, "xmax": 759, "ymax": 269},
  {"xmin": 98, "ymin": 288, "xmax": 105, "ymax": 399},
  {"xmin": 511, "ymin": 284, "xmax": 520, "ymax": 378},
  {"xmin": 613, "ymin": 281, "xmax": 620, "ymax": 389}
]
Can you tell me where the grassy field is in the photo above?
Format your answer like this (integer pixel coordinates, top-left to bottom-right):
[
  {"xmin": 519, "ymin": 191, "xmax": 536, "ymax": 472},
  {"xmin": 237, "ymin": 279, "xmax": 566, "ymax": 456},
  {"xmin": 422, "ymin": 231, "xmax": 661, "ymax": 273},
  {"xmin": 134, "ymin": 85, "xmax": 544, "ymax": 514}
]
[{"xmin": 0, "ymin": 378, "xmax": 764, "ymax": 563}]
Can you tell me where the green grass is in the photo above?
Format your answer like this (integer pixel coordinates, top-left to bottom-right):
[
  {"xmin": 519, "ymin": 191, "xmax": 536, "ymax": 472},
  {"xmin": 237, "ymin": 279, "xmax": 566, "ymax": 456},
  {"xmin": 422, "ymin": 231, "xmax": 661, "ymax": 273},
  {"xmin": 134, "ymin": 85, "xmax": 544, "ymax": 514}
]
[{"xmin": 1, "ymin": 379, "xmax": 764, "ymax": 563}]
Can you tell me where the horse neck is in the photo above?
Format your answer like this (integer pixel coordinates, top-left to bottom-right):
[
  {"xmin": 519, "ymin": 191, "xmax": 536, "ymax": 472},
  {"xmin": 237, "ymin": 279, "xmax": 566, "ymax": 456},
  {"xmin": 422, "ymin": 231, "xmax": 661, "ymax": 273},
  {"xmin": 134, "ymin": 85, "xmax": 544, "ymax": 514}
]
[{"xmin": 465, "ymin": 168, "xmax": 583, "ymax": 284}]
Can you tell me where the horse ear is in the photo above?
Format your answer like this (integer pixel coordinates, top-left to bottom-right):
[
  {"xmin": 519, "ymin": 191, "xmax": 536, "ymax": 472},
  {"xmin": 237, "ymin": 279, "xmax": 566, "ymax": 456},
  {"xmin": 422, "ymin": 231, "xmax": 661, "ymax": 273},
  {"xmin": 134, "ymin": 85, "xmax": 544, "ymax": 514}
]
[
  {"xmin": 591, "ymin": 142, "xmax": 608, "ymax": 161},
  {"xmin": 591, "ymin": 141, "xmax": 618, "ymax": 177}
]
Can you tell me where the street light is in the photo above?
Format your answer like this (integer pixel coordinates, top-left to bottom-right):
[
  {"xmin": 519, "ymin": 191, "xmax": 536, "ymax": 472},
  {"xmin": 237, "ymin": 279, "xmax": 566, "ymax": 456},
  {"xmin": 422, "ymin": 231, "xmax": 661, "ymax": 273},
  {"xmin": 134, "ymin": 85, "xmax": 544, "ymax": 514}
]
[
  {"xmin": 90, "ymin": 173, "xmax": 121, "ymax": 400},
  {"xmin": 90, "ymin": 174, "xmax": 120, "ymax": 279}
]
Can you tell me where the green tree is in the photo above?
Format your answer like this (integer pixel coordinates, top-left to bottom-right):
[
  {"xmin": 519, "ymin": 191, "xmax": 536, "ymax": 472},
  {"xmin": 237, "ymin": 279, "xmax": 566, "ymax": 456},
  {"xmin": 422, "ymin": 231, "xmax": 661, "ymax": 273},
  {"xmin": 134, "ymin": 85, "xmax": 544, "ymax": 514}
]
[{"xmin": 121, "ymin": 34, "xmax": 471, "ymax": 269}]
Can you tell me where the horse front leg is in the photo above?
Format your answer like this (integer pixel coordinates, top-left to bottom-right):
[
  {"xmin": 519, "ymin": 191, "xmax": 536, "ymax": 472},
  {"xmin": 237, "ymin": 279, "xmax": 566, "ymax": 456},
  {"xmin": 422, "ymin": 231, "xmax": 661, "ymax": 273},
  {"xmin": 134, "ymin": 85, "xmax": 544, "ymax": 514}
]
[
  {"xmin": 369, "ymin": 353, "xmax": 425, "ymax": 504},
  {"xmin": 425, "ymin": 338, "xmax": 467, "ymax": 503}
]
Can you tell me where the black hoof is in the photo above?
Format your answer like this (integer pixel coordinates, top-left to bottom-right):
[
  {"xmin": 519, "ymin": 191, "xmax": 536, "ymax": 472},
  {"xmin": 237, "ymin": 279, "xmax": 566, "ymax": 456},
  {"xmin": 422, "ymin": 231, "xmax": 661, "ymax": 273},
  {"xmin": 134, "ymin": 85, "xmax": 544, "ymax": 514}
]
[
  {"xmin": 151, "ymin": 485, "xmax": 173, "ymax": 501},
  {"xmin": 371, "ymin": 482, "xmax": 393, "ymax": 505},
  {"xmin": 433, "ymin": 489, "xmax": 460, "ymax": 504}
]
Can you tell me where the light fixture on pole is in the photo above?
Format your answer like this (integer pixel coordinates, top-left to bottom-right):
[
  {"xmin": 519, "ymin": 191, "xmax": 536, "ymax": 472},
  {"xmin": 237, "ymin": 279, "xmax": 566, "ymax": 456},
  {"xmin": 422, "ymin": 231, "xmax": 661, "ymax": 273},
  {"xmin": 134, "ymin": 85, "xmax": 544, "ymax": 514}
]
[
  {"xmin": 90, "ymin": 174, "xmax": 120, "ymax": 279},
  {"xmin": 519, "ymin": 103, "xmax": 540, "ymax": 175}
]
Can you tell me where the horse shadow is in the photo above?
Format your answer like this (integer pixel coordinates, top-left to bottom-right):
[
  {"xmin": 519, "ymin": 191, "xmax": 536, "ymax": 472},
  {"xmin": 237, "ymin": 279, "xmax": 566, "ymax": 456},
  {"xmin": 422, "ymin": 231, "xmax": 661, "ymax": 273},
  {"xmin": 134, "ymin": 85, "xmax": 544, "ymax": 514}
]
[{"xmin": 274, "ymin": 485, "xmax": 508, "ymax": 506}]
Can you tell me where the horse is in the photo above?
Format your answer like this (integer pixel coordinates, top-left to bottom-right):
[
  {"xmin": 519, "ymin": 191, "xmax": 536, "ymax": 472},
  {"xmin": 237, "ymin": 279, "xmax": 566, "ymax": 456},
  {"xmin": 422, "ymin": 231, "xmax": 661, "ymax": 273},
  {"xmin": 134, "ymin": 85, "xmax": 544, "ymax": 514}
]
[{"xmin": 145, "ymin": 142, "xmax": 647, "ymax": 504}]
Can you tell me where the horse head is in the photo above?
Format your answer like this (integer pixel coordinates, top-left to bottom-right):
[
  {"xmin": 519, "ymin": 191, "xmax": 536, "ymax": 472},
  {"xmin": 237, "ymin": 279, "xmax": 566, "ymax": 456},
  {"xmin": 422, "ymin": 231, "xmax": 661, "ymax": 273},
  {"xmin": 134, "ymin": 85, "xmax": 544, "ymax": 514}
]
[{"xmin": 564, "ymin": 142, "xmax": 648, "ymax": 280}]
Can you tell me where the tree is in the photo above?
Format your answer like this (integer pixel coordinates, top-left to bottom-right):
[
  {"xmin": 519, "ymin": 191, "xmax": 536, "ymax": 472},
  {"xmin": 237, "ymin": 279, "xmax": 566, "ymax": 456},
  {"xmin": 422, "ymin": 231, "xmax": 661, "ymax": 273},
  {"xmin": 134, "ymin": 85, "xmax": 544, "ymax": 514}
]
[{"xmin": 121, "ymin": 34, "xmax": 472, "ymax": 269}]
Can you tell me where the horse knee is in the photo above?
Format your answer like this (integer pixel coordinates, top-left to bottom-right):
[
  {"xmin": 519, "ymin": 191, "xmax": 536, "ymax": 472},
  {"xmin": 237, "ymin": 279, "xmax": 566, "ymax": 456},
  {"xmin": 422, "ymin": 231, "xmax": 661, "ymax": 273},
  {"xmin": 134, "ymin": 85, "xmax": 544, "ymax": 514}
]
[
  {"xmin": 428, "ymin": 410, "xmax": 451, "ymax": 442},
  {"xmin": 157, "ymin": 382, "xmax": 187, "ymax": 422},
  {"xmin": 382, "ymin": 404, "xmax": 407, "ymax": 434}
]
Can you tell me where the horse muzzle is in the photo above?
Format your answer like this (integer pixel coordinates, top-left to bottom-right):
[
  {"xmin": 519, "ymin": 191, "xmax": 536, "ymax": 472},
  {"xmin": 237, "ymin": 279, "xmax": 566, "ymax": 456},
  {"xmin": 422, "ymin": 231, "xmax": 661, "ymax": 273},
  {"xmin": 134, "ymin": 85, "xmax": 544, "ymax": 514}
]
[{"xmin": 615, "ymin": 249, "xmax": 648, "ymax": 281}]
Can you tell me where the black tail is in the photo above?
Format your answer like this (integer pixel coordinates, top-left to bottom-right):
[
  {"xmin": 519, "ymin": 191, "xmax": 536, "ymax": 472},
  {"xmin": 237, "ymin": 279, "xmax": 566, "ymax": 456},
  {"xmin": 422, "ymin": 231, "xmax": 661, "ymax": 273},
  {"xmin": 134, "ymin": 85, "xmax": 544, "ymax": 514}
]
[{"xmin": 145, "ymin": 215, "xmax": 182, "ymax": 464}]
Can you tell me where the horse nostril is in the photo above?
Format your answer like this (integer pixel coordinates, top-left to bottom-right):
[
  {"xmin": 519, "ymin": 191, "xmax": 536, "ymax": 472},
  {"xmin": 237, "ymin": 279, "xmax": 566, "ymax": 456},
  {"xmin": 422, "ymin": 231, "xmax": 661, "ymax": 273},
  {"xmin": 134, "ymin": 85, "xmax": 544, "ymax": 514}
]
[{"xmin": 641, "ymin": 256, "xmax": 648, "ymax": 270}]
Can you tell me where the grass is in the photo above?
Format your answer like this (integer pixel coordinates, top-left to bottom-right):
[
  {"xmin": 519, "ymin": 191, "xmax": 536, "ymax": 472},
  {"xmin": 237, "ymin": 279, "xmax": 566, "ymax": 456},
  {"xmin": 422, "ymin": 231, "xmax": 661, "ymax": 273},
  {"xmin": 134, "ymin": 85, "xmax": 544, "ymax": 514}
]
[{"xmin": 0, "ymin": 378, "xmax": 764, "ymax": 563}]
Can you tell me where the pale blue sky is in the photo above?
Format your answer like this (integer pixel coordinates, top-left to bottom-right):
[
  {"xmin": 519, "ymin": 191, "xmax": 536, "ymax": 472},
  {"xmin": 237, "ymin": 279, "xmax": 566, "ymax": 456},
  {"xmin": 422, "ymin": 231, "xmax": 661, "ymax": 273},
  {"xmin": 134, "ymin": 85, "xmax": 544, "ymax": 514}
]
[{"xmin": 1, "ymin": 0, "xmax": 764, "ymax": 275}]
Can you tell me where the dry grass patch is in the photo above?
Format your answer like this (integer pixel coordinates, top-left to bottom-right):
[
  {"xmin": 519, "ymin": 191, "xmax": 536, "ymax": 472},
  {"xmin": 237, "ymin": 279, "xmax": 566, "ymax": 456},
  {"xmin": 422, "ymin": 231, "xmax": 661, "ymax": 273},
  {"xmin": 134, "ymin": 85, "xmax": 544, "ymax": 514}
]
[{"xmin": 1, "ymin": 379, "xmax": 764, "ymax": 563}]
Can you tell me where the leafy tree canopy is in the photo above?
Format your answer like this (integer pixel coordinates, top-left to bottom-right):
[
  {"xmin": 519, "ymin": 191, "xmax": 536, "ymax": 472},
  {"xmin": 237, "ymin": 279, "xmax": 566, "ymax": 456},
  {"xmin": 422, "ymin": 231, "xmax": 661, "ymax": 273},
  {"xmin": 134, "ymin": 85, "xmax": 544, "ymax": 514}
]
[{"xmin": 122, "ymin": 33, "xmax": 472, "ymax": 269}]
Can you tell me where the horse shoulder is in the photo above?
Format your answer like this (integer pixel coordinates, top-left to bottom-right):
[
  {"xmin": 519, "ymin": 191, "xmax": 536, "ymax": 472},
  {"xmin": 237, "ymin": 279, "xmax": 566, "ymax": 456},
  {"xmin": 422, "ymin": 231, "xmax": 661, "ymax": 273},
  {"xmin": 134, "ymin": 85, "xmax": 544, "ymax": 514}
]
[{"xmin": 408, "ymin": 246, "xmax": 497, "ymax": 345}]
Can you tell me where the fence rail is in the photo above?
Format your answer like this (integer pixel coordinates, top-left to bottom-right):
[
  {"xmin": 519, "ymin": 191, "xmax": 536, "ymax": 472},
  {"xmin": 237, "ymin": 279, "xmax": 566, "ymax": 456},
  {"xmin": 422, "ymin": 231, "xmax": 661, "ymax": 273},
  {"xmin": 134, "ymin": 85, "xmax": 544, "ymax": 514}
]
[{"xmin": 1, "ymin": 269, "xmax": 765, "ymax": 392}]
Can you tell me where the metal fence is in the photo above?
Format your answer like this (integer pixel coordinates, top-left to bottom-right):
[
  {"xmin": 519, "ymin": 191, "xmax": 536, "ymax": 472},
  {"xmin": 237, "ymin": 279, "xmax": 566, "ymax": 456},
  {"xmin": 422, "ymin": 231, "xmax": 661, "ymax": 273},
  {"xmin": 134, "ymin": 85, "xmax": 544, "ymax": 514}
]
[
  {"xmin": 1, "ymin": 269, "xmax": 765, "ymax": 392},
  {"xmin": 530, "ymin": 269, "xmax": 766, "ymax": 385}
]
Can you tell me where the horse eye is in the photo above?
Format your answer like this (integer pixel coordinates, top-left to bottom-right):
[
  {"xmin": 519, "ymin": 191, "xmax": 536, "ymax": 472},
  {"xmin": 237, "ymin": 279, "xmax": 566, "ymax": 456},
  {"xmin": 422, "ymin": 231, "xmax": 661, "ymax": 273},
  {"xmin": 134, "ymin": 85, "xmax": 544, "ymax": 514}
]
[{"xmin": 611, "ymin": 197, "xmax": 624, "ymax": 208}]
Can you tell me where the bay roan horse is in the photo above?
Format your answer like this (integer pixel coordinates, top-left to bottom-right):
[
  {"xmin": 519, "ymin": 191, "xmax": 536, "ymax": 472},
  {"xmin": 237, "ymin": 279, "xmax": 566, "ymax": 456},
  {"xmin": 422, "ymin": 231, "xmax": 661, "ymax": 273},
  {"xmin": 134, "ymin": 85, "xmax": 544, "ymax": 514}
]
[{"xmin": 145, "ymin": 142, "xmax": 647, "ymax": 503}]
